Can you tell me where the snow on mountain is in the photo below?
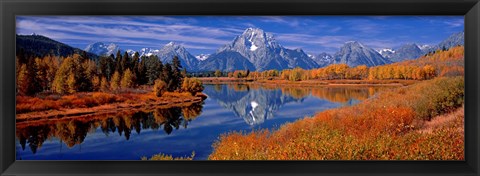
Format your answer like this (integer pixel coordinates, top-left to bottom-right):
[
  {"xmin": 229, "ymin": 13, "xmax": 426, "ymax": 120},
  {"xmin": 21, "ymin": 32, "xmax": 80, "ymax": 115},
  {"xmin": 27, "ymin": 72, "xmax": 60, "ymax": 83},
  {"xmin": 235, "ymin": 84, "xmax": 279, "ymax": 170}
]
[
  {"xmin": 84, "ymin": 42, "xmax": 120, "ymax": 56},
  {"xmin": 377, "ymin": 48, "xmax": 396, "ymax": 58},
  {"xmin": 137, "ymin": 48, "xmax": 160, "ymax": 57},
  {"xmin": 152, "ymin": 42, "xmax": 199, "ymax": 71},
  {"xmin": 203, "ymin": 84, "xmax": 302, "ymax": 126},
  {"xmin": 201, "ymin": 27, "xmax": 319, "ymax": 71},
  {"xmin": 311, "ymin": 52, "xmax": 334, "ymax": 67},
  {"xmin": 195, "ymin": 54, "xmax": 210, "ymax": 61}
]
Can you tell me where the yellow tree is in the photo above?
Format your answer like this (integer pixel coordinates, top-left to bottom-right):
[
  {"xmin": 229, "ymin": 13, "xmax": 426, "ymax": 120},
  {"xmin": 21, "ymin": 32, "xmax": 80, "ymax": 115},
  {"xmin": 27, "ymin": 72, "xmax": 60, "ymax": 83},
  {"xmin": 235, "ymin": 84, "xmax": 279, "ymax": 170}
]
[
  {"xmin": 100, "ymin": 77, "xmax": 109, "ymax": 92},
  {"xmin": 334, "ymin": 64, "xmax": 349, "ymax": 79},
  {"xmin": 182, "ymin": 77, "xmax": 204, "ymax": 95},
  {"xmin": 110, "ymin": 71, "xmax": 121, "ymax": 91},
  {"xmin": 153, "ymin": 79, "xmax": 167, "ymax": 97},
  {"xmin": 121, "ymin": 68, "xmax": 135, "ymax": 89},
  {"xmin": 214, "ymin": 70, "xmax": 222, "ymax": 77},
  {"xmin": 17, "ymin": 64, "xmax": 29, "ymax": 95},
  {"xmin": 423, "ymin": 65, "xmax": 436, "ymax": 80},
  {"xmin": 92, "ymin": 76, "xmax": 101, "ymax": 91}
]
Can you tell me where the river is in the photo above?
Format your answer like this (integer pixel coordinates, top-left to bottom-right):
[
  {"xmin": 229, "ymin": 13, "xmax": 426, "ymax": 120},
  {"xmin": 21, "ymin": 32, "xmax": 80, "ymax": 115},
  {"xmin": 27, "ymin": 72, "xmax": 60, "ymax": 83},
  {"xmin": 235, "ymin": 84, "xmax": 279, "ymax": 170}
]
[{"xmin": 15, "ymin": 84, "xmax": 390, "ymax": 160}]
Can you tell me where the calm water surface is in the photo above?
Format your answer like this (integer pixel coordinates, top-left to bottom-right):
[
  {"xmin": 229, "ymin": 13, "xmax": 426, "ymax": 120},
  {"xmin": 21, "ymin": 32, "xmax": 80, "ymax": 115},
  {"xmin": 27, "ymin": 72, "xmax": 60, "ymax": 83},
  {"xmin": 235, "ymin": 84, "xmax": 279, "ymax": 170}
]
[{"xmin": 15, "ymin": 84, "xmax": 389, "ymax": 160}]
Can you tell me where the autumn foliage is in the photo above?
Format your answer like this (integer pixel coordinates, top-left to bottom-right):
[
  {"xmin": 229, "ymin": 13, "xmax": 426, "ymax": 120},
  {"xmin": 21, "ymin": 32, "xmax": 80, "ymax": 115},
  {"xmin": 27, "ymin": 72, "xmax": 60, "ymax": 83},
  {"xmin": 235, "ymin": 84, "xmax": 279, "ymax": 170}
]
[
  {"xmin": 181, "ymin": 77, "xmax": 204, "ymax": 95},
  {"xmin": 209, "ymin": 77, "xmax": 464, "ymax": 160},
  {"xmin": 244, "ymin": 46, "xmax": 464, "ymax": 82}
]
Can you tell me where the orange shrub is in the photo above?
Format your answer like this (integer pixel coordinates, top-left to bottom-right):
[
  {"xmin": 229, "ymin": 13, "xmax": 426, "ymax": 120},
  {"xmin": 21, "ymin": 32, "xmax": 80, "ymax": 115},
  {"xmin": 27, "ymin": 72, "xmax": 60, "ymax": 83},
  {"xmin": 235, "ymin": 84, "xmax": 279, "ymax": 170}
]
[
  {"xmin": 209, "ymin": 76, "xmax": 464, "ymax": 160},
  {"xmin": 16, "ymin": 96, "xmax": 61, "ymax": 113},
  {"xmin": 92, "ymin": 92, "xmax": 119, "ymax": 105}
]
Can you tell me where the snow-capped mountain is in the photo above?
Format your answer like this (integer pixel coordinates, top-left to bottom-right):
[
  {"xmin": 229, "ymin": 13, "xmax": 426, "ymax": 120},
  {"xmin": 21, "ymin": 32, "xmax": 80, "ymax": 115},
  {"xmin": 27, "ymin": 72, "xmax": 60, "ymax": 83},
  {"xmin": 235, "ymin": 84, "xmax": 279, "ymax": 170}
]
[
  {"xmin": 84, "ymin": 42, "xmax": 120, "ymax": 56},
  {"xmin": 203, "ymin": 84, "xmax": 303, "ymax": 126},
  {"xmin": 417, "ymin": 44, "xmax": 433, "ymax": 53},
  {"xmin": 123, "ymin": 42, "xmax": 199, "ymax": 71},
  {"xmin": 154, "ymin": 42, "xmax": 199, "ymax": 71},
  {"xmin": 137, "ymin": 48, "xmax": 160, "ymax": 57},
  {"xmin": 377, "ymin": 48, "xmax": 395, "ymax": 58},
  {"xmin": 195, "ymin": 54, "xmax": 210, "ymax": 61},
  {"xmin": 333, "ymin": 41, "xmax": 391, "ymax": 67},
  {"xmin": 126, "ymin": 49, "xmax": 137, "ymax": 57},
  {"xmin": 200, "ymin": 28, "xmax": 319, "ymax": 71},
  {"xmin": 312, "ymin": 52, "xmax": 334, "ymax": 67}
]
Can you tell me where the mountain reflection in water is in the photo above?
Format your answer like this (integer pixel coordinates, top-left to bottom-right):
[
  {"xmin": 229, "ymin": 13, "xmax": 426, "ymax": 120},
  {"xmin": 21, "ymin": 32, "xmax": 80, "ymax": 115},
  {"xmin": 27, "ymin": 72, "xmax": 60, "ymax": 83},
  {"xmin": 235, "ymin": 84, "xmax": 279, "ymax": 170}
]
[
  {"xmin": 204, "ymin": 84, "xmax": 385, "ymax": 126},
  {"xmin": 15, "ymin": 84, "xmax": 389, "ymax": 160}
]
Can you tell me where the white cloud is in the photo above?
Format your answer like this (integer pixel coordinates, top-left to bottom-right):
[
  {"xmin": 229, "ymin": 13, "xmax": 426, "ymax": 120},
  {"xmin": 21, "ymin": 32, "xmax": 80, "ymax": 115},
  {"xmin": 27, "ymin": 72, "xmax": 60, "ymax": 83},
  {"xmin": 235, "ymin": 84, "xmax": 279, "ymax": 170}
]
[{"xmin": 16, "ymin": 17, "xmax": 235, "ymax": 50}]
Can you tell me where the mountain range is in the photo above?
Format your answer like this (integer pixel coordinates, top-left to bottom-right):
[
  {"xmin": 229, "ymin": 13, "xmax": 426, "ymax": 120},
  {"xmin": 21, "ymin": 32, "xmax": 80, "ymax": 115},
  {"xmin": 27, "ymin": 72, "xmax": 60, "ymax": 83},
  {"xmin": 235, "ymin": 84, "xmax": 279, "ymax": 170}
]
[
  {"xmin": 375, "ymin": 31, "xmax": 463, "ymax": 62},
  {"xmin": 17, "ymin": 29, "xmax": 464, "ymax": 72},
  {"xmin": 199, "ymin": 28, "xmax": 319, "ymax": 71}
]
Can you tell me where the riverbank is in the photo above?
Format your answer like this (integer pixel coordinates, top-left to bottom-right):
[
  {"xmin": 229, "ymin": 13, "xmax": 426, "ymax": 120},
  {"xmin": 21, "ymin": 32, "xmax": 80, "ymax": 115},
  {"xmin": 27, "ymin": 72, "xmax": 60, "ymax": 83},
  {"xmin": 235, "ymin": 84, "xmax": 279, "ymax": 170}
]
[
  {"xmin": 209, "ymin": 76, "xmax": 464, "ymax": 160},
  {"xmin": 16, "ymin": 91, "xmax": 207, "ymax": 122},
  {"xmin": 199, "ymin": 77, "xmax": 419, "ymax": 87}
]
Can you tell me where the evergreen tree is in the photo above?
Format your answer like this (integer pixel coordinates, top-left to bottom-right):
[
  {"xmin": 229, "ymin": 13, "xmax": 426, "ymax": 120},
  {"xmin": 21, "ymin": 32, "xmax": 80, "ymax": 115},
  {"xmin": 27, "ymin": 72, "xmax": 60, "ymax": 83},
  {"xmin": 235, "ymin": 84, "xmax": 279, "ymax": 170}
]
[
  {"xmin": 132, "ymin": 52, "xmax": 140, "ymax": 72},
  {"xmin": 145, "ymin": 55, "xmax": 162, "ymax": 85},
  {"xmin": 137, "ymin": 56, "xmax": 147, "ymax": 85},
  {"xmin": 121, "ymin": 51, "xmax": 131, "ymax": 74},
  {"xmin": 162, "ymin": 63, "xmax": 173, "ymax": 91},
  {"xmin": 115, "ymin": 50, "xmax": 122, "ymax": 74},
  {"xmin": 98, "ymin": 56, "xmax": 109, "ymax": 79},
  {"xmin": 26, "ymin": 56, "xmax": 41, "ymax": 95},
  {"xmin": 108, "ymin": 54, "xmax": 116, "ymax": 80},
  {"xmin": 171, "ymin": 56, "xmax": 183, "ymax": 91}
]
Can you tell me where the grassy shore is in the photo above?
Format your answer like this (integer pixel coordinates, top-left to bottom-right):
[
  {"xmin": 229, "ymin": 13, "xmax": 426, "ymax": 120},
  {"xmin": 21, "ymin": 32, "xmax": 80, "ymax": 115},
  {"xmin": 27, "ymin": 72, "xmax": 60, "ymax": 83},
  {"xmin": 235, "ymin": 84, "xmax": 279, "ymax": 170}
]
[
  {"xmin": 209, "ymin": 76, "xmax": 464, "ymax": 160},
  {"xmin": 16, "ymin": 91, "xmax": 207, "ymax": 122}
]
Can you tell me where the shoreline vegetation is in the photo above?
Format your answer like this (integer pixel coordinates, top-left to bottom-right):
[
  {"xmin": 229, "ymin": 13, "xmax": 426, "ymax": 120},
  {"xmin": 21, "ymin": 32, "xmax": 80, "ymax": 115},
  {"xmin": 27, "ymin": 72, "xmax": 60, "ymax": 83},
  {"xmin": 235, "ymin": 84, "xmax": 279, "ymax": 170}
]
[
  {"xmin": 17, "ymin": 43, "xmax": 464, "ymax": 160},
  {"xmin": 208, "ymin": 76, "xmax": 464, "ymax": 160},
  {"xmin": 16, "ymin": 91, "xmax": 206, "ymax": 123},
  {"xmin": 16, "ymin": 51, "xmax": 206, "ymax": 122},
  {"xmin": 143, "ymin": 46, "xmax": 465, "ymax": 160}
]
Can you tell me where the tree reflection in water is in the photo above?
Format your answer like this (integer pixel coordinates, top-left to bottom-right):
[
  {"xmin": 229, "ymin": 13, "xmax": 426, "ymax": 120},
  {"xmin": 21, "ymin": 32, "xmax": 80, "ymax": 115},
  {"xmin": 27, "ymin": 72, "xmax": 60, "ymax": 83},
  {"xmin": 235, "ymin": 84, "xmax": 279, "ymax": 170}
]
[{"xmin": 16, "ymin": 102, "xmax": 204, "ymax": 154}]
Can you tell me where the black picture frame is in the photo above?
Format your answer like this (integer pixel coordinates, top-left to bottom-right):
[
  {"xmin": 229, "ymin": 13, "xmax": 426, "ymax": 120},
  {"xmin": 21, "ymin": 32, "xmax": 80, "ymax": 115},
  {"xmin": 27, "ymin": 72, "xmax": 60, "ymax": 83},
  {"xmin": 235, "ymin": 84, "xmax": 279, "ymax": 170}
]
[{"xmin": 1, "ymin": 0, "xmax": 479, "ymax": 175}]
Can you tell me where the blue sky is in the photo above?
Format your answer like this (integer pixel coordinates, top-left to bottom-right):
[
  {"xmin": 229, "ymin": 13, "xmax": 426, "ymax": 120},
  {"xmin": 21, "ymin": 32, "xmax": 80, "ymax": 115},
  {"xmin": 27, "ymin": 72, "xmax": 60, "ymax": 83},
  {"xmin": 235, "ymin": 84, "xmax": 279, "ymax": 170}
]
[{"xmin": 16, "ymin": 16, "xmax": 463, "ymax": 55}]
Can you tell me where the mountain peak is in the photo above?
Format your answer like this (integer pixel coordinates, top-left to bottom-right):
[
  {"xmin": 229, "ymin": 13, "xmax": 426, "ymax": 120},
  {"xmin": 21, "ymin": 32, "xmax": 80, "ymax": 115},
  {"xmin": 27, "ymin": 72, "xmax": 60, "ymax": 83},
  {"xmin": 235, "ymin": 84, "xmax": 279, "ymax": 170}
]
[
  {"xmin": 335, "ymin": 41, "xmax": 390, "ymax": 67},
  {"xmin": 84, "ymin": 42, "xmax": 119, "ymax": 56},
  {"xmin": 243, "ymin": 27, "xmax": 265, "ymax": 34},
  {"xmin": 344, "ymin": 41, "xmax": 365, "ymax": 48},
  {"xmin": 166, "ymin": 41, "xmax": 176, "ymax": 46},
  {"xmin": 203, "ymin": 28, "xmax": 318, "ymax": 71}
]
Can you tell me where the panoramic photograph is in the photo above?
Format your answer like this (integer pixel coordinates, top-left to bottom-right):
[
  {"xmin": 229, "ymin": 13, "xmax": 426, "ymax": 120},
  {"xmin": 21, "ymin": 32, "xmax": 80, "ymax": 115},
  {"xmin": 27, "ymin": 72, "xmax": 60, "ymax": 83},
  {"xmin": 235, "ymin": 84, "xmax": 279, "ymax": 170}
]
[{"xmin": 15, "ymin": 16, "xmax": 464, "ymax": 160}]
